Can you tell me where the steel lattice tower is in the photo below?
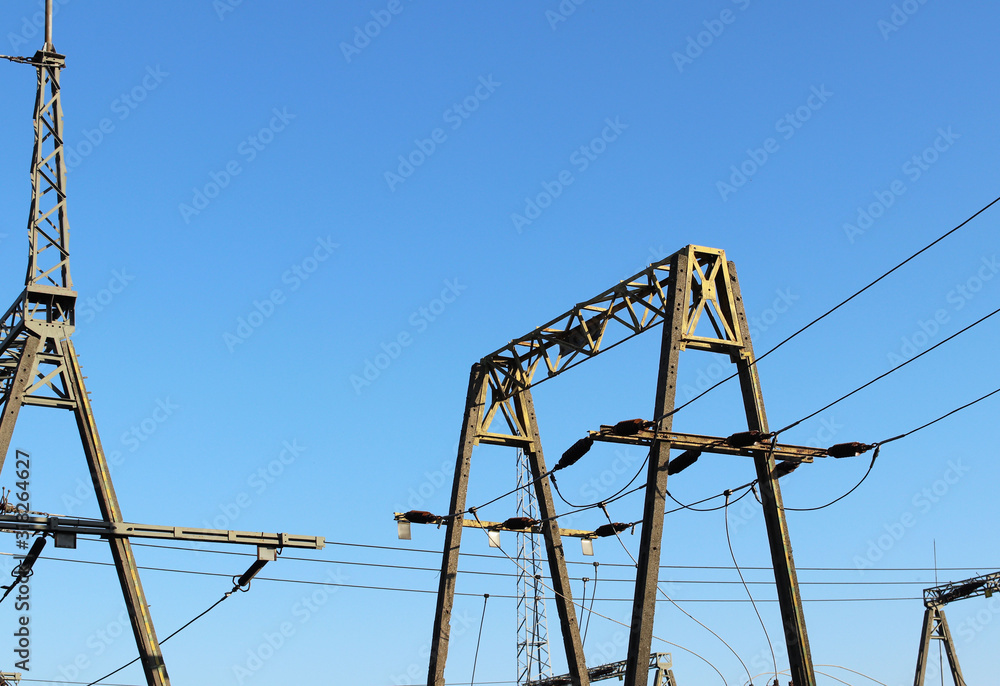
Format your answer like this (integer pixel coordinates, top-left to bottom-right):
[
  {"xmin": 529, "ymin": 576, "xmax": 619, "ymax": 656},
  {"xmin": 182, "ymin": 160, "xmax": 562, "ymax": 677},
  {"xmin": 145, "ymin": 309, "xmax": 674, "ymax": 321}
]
[{"xmin": 515, "ymin": 448, "xmax": 552, "ymax": 685}]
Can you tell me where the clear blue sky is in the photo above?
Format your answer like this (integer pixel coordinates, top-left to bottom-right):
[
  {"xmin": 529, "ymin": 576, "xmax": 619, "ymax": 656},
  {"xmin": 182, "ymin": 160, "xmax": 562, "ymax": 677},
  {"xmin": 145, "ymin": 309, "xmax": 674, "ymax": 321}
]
[{"xmin": 0, "ymin": 1, "xmax": 998, "ymax": 684}]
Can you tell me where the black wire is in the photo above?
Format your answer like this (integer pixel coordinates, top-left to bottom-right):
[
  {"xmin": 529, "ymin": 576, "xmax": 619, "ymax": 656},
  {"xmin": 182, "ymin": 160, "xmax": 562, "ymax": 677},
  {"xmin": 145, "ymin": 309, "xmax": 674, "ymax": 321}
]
[
  {"xmin": 550, "ymin": 451, "xmax": 649, "ymax": 509},
  {"xmin": 878, "ymin": 386, "xmax": 1000, "ymax": 446},
  {"xmin": 469, "ymin": 593, "xmax": 489, "ymax": 686},
  {"xmin": 653, "ymin": 193, "xmax": 1000, "ymax": 425},
  {"xmin": 84, "ymin": 592, "xmax": 232, "ymax": 686},
  {"xmin": 581, "ymin": 562, "xmax": 597, "ymax": 647},
  {"xmin": 724, "ymin": 491, "xmax": 777, "ymax": 685},
  {"xmin": 664, "ymin": 480, "xmax": 757, "ymax": 513},
  {"xmin": 774, "ymin": 305, "xmax": 1000, "ymax": 436},
  {"xmin": 780, "ymin": 449, "xmax": 880, "ymax": 512}
]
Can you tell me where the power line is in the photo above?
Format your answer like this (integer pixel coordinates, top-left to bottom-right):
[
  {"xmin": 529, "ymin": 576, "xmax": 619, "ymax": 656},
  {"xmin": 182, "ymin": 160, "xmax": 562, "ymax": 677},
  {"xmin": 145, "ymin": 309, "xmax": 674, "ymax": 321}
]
[
  {"xmin": 75, "ymin": 536, "xmax": 995, "ymax": 575},
  {"xmin": 724, "ymin": 491, "xmax": 776, "ymax": 684},
  {"xmin": 774, "ymin": 306, "xmax": 1000, "ymax": 437},
  {"xmin": 655, "ymin": 192, "xmax": 1000, "ymax": 424}
]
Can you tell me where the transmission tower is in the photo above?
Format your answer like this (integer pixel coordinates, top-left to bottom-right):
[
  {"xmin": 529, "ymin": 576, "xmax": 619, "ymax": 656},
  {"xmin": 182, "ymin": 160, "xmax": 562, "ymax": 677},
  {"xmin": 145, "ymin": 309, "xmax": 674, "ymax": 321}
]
[
  {"xmin": 913, "ymin": 571, "xmax": 1000, "ymax": 686},
  {"xmin": 422, "ymin": 245, "xmax": 830, "ymax": 686},
  {"xmin": 516, "ymin": 448, "xmax": 552, "ymax": 685},
  {"xmin": 0, "ymin": 5, "xmax": 323, "ymax": 684}
]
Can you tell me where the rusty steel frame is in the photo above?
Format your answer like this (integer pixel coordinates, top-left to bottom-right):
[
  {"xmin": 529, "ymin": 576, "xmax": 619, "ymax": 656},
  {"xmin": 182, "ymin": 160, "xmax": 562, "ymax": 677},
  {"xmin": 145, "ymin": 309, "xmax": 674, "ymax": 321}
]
[{"xmin": 428, "ymin": 245, "xmax": 817, "ymax": 686}]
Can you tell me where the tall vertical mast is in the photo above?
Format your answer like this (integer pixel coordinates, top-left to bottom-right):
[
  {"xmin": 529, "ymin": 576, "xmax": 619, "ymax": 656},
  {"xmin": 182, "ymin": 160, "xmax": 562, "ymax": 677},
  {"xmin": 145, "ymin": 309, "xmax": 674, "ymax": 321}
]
[{"xmin": 0, "ymin": 5, "xmax": 171, "ymax": 684}]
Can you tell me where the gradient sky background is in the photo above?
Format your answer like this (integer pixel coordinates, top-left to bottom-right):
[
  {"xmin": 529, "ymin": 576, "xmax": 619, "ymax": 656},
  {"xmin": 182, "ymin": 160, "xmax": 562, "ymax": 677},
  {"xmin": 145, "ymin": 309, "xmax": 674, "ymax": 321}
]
[{"xmin": 0, "ymin": 1, "xmax": 998, "ymax": 685}]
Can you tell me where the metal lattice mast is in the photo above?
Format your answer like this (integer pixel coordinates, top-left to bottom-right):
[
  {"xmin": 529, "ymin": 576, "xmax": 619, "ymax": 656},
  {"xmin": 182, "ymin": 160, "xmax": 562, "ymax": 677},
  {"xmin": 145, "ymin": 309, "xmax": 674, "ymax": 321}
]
[
  {"xmin": 0, "ymin": 3, "xmax": 170, "ymax": 684},
  {"xmin": 516, "ymin": 448, "xmax": 552, "ymax": 686}
]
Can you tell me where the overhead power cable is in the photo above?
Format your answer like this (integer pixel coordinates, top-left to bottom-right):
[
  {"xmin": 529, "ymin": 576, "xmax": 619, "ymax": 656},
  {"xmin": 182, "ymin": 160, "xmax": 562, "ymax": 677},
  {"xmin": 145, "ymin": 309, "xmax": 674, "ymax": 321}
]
[
  {"xmin": 724, "ymin": 491, "xmax": 777, "ymax": 684},
  {"xmin": 62, "ymin": 536, "xmax": 997, "ymax": 574},
  {"xmin": 774, "ymin": 306, "xmax": 1000, "ymax": 437},
  {"xmin": 654, "ymin": 192, "xmax": 1000, "ymax": 424}
]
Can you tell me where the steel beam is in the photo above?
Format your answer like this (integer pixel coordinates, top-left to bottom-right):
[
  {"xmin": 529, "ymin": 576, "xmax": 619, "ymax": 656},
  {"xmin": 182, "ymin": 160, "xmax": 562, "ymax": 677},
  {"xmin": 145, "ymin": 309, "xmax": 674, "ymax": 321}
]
[
  {"xmin": 515, "ymin": 389, "xmax": 589, "ymax": 686},
  {"xmin": 66, "ymin": 341, "xmax": 169, "ymax": 686},
  {"xmin": 428, "ymin": 364, "xmax": 487, "ymax": 686},
  {"xmin": 0, "ymin": 515, "xmax": 325, "ymax": 550},
  {"xmin": 624, "ymin": 249, "xmax": 684, "ymax": 686},
  {"xmin": 591, "ymin": 426, "xmax": 824, "ymax": 462},
  {"xmin": 728, "ymin": 262, "xmax": 815, "ymax": 686},
  {"xmin": 0, "ymin": 335, "xmax": 40, "ymax": 475},
  {"xmin": 913, "ymin": 607, "xmax": 966, "ymax": 686}
]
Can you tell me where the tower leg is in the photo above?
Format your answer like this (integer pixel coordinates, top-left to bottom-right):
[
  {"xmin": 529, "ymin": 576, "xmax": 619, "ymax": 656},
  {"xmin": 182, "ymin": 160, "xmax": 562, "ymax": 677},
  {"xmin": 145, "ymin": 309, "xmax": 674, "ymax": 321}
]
[
  {"xmin": 65, "ymin": 342, "xmax": 169, "ymax": 686},
  {"xmin": 728, "ymin": 263, "xmax": 816, "ymax": 686},
  {"xmin": 515, "ymin": 389, "xmax": 589, "ymax": 686},
  {"xmin": 624, "ymin": 249, "xmax": 686, "ymax": 686},
  {"xmin": 0, "ymin": 335, "xmax": 41, "ymax": 473},
  {"xmin": 428, "ymin": 364, "xmax": 488, "ymax": 686},
  {"xmin": 937, "ymin": 610, "xmax": 966, "ymax": 686},
  {"xmin": 913, "ymin": 607, "xmax": 934, "ymax": 686}
]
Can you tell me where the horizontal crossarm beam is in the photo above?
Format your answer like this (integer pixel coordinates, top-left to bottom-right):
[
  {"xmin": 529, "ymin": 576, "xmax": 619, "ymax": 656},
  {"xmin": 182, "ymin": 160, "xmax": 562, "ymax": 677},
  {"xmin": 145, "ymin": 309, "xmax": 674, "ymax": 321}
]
[
  {"xmin": 924, "ymin": 571, "xmax": 1000, "ymax": 609},
  {"xmin": 590, "ymin": 426, "xmax": 824, "ymax": 462},
  {"xmin": 0, "ymin": 514, "xmax": 325, "ymax": 550}
]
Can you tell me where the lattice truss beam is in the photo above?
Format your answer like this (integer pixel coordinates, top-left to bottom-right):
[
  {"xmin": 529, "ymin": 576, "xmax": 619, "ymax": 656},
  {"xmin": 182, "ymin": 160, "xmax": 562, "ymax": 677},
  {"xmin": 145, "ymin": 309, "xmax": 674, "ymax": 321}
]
[
  {"xmin": 924, "ymin": 571, "xmax": 1000, "ymax": 609},
  {"xmin": 478, "ymin": 246, "xmax": 742, "ymax": 444}
]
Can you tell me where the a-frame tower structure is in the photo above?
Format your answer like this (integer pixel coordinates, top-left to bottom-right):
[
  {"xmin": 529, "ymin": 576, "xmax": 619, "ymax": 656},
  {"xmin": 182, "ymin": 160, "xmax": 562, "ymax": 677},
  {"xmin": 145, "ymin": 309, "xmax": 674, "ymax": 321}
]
[
  {"xmin": 427, "ymin": 245, "xmax": 819, "ymax": 686},
  {"xmin": 0, "ymin": 5, "xmax": 172, "ymax": 683}
]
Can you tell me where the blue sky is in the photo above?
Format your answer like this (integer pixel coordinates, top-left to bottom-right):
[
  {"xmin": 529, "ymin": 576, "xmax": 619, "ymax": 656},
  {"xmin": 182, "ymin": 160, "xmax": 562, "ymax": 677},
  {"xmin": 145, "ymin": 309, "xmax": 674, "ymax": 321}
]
[{"xmin": 0, "ymin": 1, "xmax": 998, "ymax": 684}]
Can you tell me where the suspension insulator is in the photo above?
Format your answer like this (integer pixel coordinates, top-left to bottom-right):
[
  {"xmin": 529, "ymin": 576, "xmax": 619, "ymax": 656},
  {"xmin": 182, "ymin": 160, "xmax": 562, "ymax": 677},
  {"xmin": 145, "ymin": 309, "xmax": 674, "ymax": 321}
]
[
  {"xmin": 502, "ymin": 517, "xmax": 538, "ymax": 530},
  {"xmin": 826, "ymin": 442, "xmax": 875, "ymax": 458},
  {"xmin": 667, "ymin": 449, "xmax": 701, "ymax": 475},
  {"xmin": 726, "ymin": 430, "xmax": 765, "ymax": 448},
  {"xmin": 556, "ymin": 436, "xmax": 593, "ymax": 470},
  {"xmin": 612, "ymin": 418, "xmax": 647, "ymax": 436},
  {"xmin": 594, "ymin": 522, "xmax": 630, "ymax": 537},
  {"xmin": 774, "ymin": 461, "xmax": 800, "ymax": 479},
  {"xmin": 403, "ymin": 510, "xmax": 441, "ymax": 524}
]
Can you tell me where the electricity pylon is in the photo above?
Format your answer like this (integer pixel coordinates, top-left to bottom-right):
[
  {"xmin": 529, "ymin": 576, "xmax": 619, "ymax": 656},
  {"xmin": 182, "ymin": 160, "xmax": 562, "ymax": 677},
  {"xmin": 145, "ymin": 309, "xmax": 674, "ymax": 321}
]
[
  {"xmin": 0, "ymin": 5, "xmax": 324, "ymax": 685},
  {"xmin": 427, "ymin": 245, "xmax": 825, "ymax": 686},
  {"xmin": 913, "ymin": 571, "xmax": 1000, "ymax": 686}
]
